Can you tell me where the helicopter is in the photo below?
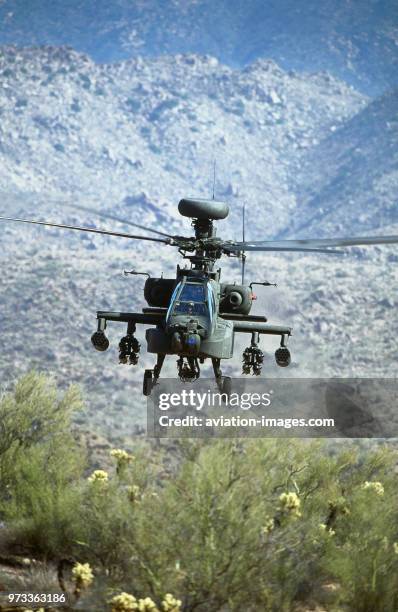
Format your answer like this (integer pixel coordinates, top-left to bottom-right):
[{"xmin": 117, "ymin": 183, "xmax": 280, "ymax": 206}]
[{"xmin": 1, "ymin": 197, "xmax": 398, "ymax": 396}]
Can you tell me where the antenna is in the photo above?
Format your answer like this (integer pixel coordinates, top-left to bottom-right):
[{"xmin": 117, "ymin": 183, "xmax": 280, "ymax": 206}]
[
  {"xmin": 241, "ymin": 202, "xmax": 246, "ymax": 284},
  {"xmin": 212, "ymin": 159, "xmax": 216, "ymax": 200}
]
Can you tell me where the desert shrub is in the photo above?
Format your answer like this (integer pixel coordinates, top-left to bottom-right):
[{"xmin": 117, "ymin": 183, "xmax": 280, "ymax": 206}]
[
  {"xmin": 124, "ymin": 440, "xmax": 398, "ymax": 611},
  {"xmin": 0, "ymin": 372, "xmax": 86, "ymax": 557},
  {"xmin": 323, "ymin": 447, "xmax": 398, "ymax": 612},
  {"xmin": 76, "ymin": 451, "xmax": 150, "ymax": 573},
  {"xmin": 0, "ymin": 374, "xmax": 398, "ymax": 611},
  {"xmin": 131, "ymin": 440, "xmax": 342, "ymax": 609},
  {"xmin": 0, "ymin": 370, "xmax": 83, "ymax": 458}
]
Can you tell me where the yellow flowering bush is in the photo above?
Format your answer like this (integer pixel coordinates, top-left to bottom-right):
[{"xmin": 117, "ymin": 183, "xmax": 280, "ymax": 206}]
[
  {"xmin": 279, "ymin": 491, "xmax": 302, "ymax": 518},
  {"xmin": 162, "ymin": 593, "xmax": 182, "ymax": 612},
  {"xmin": 110, "ymin": 449, "xmax": 132, "ymax": 461},
  {"xmin": 362, "ymin": 480, "xmax": 384, "ymax": 496},
  {"xmin": 319, "ymin": 523, "xmax": 335, "ymax": 537},
  {"xmin": 110, "ymin": 594, "xmax": 159, "ymax": 612},
  {"xmin": 111, "ymin": 448, "xmax": 135, "ymax": 464},
  {"xmin": 111, "ymin": 592, "xmax": 138, "ymax": 612},
  {"xmin": 261, "ymin": 516, "xmax": 275, "ymax": 535},
  {"xmin": 72, "ymin": 561, "xmax": 94, "ymax": 589},
  {"xmin": 88, "ymin": 469, "xmax": 109, "ymax": 485},
  {"xmin": 137, "ymin": 597, "xmax": 158, "ymax": 611}
]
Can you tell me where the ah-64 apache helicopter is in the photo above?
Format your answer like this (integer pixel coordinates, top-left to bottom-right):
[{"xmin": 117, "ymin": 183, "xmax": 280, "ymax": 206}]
[{"xmin": 1, "ymin": 197, "xmax": 398, "ymax": 395}]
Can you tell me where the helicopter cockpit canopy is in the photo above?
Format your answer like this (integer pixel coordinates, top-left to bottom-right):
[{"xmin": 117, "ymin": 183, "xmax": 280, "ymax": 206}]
[{"xmin": 166, "ymin": 279, "xmax": 216, "ymax": 323}]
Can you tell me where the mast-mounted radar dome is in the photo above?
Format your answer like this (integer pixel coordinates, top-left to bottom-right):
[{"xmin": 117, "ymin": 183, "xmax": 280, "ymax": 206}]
[{"xmin": 178, "ymin": 198, "xmax": 229, "ymax": 220}]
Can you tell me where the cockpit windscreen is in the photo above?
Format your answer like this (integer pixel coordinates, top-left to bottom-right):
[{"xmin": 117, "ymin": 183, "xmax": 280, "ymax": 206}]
[
  {"xmin": 178, "ymin": 284, "xmax": 205, "ymax": 302},
  {"xmin": 167, "ymin": 281, "xmax": 216, "ymax": 321},
  {"xmin": 174, "ymin": 301, "xmax": 207, "ymax": 316},
  {"xmin": 171, "ymin": 282, "xmax": 208, "ymax": 317}
]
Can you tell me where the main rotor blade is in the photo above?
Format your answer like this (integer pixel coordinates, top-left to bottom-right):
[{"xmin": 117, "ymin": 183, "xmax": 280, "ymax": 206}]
[
  {"xmin": 64, "ymin": 202, "xmax": 173, "ymax": 238},
  {"xmin": 0, "ymin": 216, "xmax": 171, "ymax": 244},
  {"xmin": 232, "ymin": 235, "xmax": 398, "ymax": 249},
  {"xmin": 227, "ymin": 243, "xmax": 343, "ymax": 254}
]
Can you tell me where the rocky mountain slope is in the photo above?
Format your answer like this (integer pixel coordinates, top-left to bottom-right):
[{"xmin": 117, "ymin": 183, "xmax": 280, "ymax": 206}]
[
  {"xmin": 0, "ymin": 46, "xmax": 397, "ymax": 437},
  {"xmin": 287, "ymin": 88, "xmax": 398, "ymax": 237},
  {"xmin": 0, "ymin": 46, "xmax": 367, "ymax": 237},
  {"xmin": 0, "ymin": 0, "xmax": 397, "ymax": 94}
]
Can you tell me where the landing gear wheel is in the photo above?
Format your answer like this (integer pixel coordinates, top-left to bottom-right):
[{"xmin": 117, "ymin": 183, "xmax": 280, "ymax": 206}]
[
  {"xmin": 143, "ymin": 369, "xmax": 153, "ymax": 396},
  {"xmin": 222, "ymin": 376, "xmax": 232, "ymax": 397}
]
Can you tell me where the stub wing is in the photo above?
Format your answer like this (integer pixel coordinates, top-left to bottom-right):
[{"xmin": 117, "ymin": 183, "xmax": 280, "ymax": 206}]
[
  {"xmin": 96, "ymin": 310, "xmax": 165, "ymax": 326},
  {"xmin": 233, "ymin": 321, "xmax": 292, "ymax": 337}
]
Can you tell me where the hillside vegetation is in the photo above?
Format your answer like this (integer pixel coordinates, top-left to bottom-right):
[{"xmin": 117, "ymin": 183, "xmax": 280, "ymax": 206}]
[{"xmin": 0, "ymin": 373, "xmax": 397, "ymax": 611}]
